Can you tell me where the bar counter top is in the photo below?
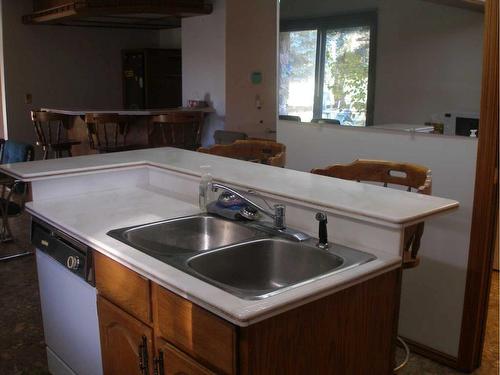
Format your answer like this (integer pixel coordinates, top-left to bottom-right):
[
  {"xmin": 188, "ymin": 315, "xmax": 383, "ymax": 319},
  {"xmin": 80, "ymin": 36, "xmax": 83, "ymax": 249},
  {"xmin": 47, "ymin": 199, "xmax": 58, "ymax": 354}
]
[{"xmin": 41, "ymin": 107, "xmax": 215, "ymax": 116}]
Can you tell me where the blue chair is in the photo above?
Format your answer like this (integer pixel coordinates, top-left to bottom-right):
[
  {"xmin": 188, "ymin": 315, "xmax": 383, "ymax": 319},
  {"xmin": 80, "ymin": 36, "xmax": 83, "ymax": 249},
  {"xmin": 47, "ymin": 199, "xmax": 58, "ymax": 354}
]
[{"xmin": 0, "ymin": 139, "xmax": 34, "ymax": 260}]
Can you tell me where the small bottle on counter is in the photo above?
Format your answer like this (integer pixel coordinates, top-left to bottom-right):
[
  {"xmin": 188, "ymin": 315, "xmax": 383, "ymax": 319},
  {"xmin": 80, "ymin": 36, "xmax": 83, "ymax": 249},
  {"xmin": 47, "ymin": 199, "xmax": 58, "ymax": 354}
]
[{"xmin": 199, "ymin": 165, "xmax": 213, "ymax": 212}]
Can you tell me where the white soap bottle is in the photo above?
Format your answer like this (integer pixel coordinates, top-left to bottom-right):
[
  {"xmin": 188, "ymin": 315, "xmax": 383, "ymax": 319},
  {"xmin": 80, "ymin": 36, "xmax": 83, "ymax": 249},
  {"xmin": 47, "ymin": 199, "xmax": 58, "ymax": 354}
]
[{"xmin": 199, "ymin": 165, "xmax": 213, "ymax": 212}]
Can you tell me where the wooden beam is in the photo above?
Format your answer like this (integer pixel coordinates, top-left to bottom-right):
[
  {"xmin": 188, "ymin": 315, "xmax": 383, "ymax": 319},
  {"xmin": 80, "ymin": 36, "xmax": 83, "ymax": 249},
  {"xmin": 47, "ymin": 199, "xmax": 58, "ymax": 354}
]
[
  {"xmin": 457, "ymin": 0, "xmax": 499, "ymax": 371},
  {"xmin": 23, "ymin": 0, "xmax": 213, "ymax": 27},
  {"xmin": 421, "ymin": 0, "xmax": 485, "ymax": 12}
]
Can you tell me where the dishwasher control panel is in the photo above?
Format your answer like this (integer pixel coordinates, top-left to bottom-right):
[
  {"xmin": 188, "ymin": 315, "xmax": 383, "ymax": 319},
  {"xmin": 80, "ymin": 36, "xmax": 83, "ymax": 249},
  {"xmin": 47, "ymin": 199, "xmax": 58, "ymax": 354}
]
[{"xmin": 31, "ymin": 218, "xmax": 94, "ymax": 285}]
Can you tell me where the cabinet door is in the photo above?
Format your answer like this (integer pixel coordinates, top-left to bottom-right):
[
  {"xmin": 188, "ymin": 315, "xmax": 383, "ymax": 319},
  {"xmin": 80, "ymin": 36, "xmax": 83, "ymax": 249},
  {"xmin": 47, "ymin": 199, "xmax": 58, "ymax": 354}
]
[
  {"xmin": 98, "ymin": 296, "xmax": 154, "ymax": 375},
  {"xmin": 155, "ymin": 339, "xmax": 214, "ymax": 375}
]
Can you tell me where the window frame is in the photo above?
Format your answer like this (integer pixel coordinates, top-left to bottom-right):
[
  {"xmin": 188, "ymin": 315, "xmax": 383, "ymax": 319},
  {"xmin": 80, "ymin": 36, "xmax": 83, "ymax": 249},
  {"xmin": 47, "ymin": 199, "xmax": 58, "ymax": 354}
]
[{"xmin": 280, "ymin": 11, "xmax": 378, "ymax": 125}]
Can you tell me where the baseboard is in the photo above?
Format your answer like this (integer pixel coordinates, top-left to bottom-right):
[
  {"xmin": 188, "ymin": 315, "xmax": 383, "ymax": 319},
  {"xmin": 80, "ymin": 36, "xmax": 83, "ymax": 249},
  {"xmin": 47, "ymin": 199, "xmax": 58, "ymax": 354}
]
[{"xmin": 399, "ymin": 336, "xmax": 460, "ymax": 370}]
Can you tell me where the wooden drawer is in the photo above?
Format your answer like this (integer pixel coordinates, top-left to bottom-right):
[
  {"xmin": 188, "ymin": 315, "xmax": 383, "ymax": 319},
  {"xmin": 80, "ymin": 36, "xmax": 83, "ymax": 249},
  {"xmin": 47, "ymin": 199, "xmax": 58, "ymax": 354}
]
[
  {"xmin": 154, "ymin": 284, "xmax": 236, "ymax": 375},
  {"xmin": 156, "ymin": 339, "xmax": 215, "ymax": 375},
  {"xmin": 94, "ymin": 251, "xmax": 151, "ymax": 324}
]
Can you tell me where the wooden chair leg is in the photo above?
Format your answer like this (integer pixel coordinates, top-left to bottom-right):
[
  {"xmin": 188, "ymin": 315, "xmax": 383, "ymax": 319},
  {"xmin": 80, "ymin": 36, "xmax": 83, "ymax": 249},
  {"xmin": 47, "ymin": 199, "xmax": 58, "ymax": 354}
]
[{"xmin": 0, "ymin": 197, "xmax": 12, "ymax": 242}]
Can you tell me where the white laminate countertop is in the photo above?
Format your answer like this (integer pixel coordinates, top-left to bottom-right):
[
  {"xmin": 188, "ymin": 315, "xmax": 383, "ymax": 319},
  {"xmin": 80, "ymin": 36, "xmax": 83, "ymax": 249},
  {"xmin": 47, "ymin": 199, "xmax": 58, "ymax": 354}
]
[
  {"xmin": 1, "ymin": 148, "xmax": 458, "ymax": 226},
  {"xmin": 26, "ymin": 184, "xmax": 401, "ymax": 326},
  {"xmin": 40, "ymin": 107, "xmax": 215, "ymax": 116}
]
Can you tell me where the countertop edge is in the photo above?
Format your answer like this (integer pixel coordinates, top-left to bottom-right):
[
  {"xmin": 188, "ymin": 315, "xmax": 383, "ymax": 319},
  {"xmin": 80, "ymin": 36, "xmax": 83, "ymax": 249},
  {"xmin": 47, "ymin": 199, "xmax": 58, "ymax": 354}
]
[{"xmin": 2, "ymin": 154, "xmax": 460, "ymax": 227}]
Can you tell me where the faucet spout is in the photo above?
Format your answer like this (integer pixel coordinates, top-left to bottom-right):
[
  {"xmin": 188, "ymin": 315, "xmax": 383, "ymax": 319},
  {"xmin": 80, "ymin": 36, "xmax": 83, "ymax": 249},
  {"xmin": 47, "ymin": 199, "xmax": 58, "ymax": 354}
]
[
  {"xmin": 204, "ymin": 181, "xmax": 309, "ymax": 242},
  {"xmin": 210, "ymin": 182, "xmax": 276, "ymax": 222}
]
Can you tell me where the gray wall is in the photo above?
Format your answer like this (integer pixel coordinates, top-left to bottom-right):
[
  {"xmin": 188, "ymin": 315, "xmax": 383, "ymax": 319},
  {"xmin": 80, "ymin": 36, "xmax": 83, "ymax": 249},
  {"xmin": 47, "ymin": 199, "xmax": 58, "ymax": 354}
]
[
  {"xmin": 280, "ymin": 0, "xmax": 484, "ymax": 125},
  {"xmin": 225, "ymin": 0, "xmax": 278, "ymax": 138},
  {"xmin": 1, "ymin": 0, "xmax": 159, "ymax": 143},
  {"xmin": 181, "ymin": 0, "xmax": 226, "ymax": 146}
]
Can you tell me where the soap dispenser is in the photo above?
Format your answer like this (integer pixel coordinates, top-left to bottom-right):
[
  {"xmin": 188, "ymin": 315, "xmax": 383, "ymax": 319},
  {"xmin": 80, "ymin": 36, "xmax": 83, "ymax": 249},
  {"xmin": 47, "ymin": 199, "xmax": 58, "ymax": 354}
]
[{"xmin": 199, "ymin": 165, "xmax": 213, "ymax": 212}]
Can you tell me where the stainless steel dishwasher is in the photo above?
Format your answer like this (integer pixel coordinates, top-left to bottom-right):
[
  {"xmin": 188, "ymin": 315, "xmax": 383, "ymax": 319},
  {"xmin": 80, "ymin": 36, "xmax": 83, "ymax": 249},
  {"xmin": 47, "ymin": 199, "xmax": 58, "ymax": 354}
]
[{"xmin": 32, "ymin": 218, "xmax": 103, "ymax": 375}]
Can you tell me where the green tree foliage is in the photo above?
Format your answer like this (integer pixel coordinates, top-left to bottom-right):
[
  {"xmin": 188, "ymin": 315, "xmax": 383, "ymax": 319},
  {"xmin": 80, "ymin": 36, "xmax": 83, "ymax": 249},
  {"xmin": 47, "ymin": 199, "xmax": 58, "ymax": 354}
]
[
  {"xmin": 326, "ymin": 28, "xmax": 370, "ymax": 113},
  {"xmin": 279, "ymin": 30, "xmax": 317, "ymax": 114}
]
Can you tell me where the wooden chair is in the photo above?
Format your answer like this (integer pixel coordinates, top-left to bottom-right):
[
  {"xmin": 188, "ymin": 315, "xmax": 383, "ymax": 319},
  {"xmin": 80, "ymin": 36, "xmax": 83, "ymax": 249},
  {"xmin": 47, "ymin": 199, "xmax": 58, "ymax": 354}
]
[
  {"xmin": 32, "ymin": 110, "xmax": 81, "ymax": 159},
  {"xmin": 0, "ymin": 139, "xmax": 34, "ymax": 260},
  {"xmin": 149, "ymin": 111, "xmax": 204, "ymax": 150},
  {"xmin": 213, "ymin": 130, "xmax": 247, "ymax": 145},
  {"xmin": 311, "ymin": 159, "xmax": 432, "ymax": 269},
  {"xmin": 198, "ymin": 140, "xmax": 286, "ymax": 167},
  {"xmin": 85, "ymin": 113, "xmax": 141, "ymax": 153}
]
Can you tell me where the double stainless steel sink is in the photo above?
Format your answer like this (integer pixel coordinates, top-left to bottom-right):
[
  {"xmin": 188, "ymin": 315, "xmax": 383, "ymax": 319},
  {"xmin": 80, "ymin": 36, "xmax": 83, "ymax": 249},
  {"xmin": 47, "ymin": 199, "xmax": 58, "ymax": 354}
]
[{"xmin": 108, "ymin": 214, "xmax": 376, "ymax": 300}]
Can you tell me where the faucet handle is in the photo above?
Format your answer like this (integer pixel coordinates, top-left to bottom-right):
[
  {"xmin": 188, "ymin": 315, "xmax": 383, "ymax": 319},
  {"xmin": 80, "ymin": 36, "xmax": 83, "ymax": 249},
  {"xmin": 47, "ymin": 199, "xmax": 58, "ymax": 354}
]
[{"xmin": 273, "ymin": 204, "xmax": 286, "ymax": 230}]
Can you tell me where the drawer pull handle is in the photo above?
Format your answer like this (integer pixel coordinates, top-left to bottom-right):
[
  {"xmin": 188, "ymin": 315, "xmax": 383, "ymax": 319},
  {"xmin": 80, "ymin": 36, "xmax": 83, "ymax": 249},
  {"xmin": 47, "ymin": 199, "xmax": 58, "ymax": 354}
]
[
  {"xmin": 153, "ymin": 350, "xmax": 164, "ymax": 375},
  {"xmin": 138, "ymin": 335, "xmax": 149, "ymax": 375}
]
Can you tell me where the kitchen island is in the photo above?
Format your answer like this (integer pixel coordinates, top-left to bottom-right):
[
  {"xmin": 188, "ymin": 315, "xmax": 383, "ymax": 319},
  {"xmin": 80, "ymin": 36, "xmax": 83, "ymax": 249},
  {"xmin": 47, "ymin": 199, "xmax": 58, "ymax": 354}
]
[{"xmin": 0, "ymin": 148, "xmax": 458, "ymax": 374}]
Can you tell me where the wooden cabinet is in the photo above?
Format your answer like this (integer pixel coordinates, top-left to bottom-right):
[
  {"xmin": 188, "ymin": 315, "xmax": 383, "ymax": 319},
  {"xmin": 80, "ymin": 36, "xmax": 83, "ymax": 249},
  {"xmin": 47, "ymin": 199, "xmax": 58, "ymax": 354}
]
[
  {"xmin": 95, "ymin": 251, "xmax": 401, "ymax": 375},
  {"xmin": 122, "ymin": 49, "xmax": 182, "ymax": 110},
  {"xmin": 154, "ymin": 339, "xmax": 214, "ymax": 375},
  {"xmin": 97, "ymin": 296, "xmax": 154, "ymax": 375},
  {"xmin": 154, "ymin": 285, "xmax": 236, "ymax": 374}
]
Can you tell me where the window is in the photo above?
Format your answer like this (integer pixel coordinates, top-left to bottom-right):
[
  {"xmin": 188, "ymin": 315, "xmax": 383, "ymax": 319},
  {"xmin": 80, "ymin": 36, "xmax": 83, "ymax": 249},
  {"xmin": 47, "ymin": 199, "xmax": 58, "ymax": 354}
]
[{"xmin": 279, "ymin": 13, "xmax": 377, "ymax": 126}]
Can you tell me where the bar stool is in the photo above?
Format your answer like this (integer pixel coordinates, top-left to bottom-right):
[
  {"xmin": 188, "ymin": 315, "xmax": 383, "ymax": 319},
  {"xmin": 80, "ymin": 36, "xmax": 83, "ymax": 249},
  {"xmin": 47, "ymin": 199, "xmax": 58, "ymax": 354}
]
[
  {"xmin": 32, "ymin": 110, "xmax": 81, "ymax": 159},
  {"xmin": 85, "ymin": 113, "xmax": 142, "ymax": 153},
  {"xmin": 311, "ymin": 159, "xmax": 432, "ymax": 371},
  {"xmin": 149, "ymin": 111, "xmax": 204, "ymax": 150},
  {"xmin": 198, "ymin": 140, "xmax": 286, "ymax": 167},
  {"xmin": 213, "ymin": 130, "xmax": 247, "ymax": 145}
]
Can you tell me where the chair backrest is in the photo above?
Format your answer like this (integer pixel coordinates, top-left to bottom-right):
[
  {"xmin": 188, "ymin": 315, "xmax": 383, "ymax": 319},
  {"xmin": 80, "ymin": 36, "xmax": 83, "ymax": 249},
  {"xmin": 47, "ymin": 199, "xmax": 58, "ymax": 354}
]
[
  {"xmin": 198, "ymin": 140, "xmax": 286, "ymax": 167},
  {"xmin": 213, "ymin": 130, "xmax": 248, "ymax": 145},
  {"xmin": 279, "ymin": 115, "xmax": 301, "ymax": 122},
  {"xmin": 0, "ymin": 139, "xmax": 34, "ymax": 164},
  {"xmin": 311, "ymin": 159, "xmax": 432, "ymax": 268},
  {"xmin": 150, "ymin": 111, "xmax": 204, "ymax": 149},
  {"xmin": 31, "ymin": 110, "xmax": 70, "ymax": 147},
  {"xmin": 85, "ymin": 113, "xmax": 129, "ymax": 150},
  {"xmin": 311, "ymin": 159, "xmax": 432, "ymax": 194},
  {"xmin": 0, "ymin": 139, "xmax": 34, "ymax": 194},
  {"xmin": 311, "ymin": 118, "xmax": 341, "ymax": 125}
]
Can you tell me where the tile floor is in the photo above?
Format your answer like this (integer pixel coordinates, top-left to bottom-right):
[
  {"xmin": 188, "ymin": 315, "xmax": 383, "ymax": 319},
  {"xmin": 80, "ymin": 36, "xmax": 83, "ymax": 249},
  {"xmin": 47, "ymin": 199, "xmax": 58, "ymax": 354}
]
[{"xmin": 0, "ymin": 212, "xmax": 498, "ymax": 375}]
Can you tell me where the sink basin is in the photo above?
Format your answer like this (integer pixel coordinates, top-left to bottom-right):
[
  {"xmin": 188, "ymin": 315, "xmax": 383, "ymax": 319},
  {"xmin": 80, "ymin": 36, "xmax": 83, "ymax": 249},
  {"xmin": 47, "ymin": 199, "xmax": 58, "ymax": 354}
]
[
  {"xmin": 108, "ymin": 215, "xmax": 376, "ymax": 300},
  {"xmin": 107, "ymin": 214, "xmax": 262, "ymax": 256},
  {"xmin": 188, "ymin": 238, "xmax": 364, "ymax": 299}
]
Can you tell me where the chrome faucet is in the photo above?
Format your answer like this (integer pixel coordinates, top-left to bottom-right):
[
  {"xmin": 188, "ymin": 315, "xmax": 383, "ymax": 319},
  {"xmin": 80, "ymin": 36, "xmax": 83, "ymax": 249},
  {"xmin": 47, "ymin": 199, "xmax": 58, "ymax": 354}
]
[
  {"xmin": 201, "ymin": 179, "xmax": 309, "ymax": 242},
  {"xmin": 210, "ymin": 182, "xmax": 286, "ymax": 229}
]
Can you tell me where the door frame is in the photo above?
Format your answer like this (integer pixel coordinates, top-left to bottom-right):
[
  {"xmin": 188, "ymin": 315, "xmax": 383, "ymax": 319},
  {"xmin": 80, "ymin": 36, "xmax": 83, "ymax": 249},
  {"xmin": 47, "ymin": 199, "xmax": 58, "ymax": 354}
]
[{"xmin": 457, "ymin": 0, "xmax": 499, "ymax": 371}]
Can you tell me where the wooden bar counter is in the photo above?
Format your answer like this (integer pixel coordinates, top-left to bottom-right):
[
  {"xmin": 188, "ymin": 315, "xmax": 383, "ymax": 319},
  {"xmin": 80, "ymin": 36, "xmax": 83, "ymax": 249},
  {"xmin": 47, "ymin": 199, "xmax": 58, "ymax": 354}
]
[{"xmin": 40, "ymin": 107, "xmax": 214, "ymax": 156}]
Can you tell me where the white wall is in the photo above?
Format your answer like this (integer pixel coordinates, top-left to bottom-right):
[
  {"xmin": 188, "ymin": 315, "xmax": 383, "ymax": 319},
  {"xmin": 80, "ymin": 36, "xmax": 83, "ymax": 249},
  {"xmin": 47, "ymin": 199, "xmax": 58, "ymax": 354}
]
[
  {"xmin": 278, "ymin": 120, "xmax": 477, "ymax": 357},
  {"xmin": 225, "ymin": 0, "xmax": 278, "ymax": 138},
  {"xmin": 181, "ymin": 0, "xmax": 280, "ymax": 144},
  {"xmin": 280, "ymin": 0, "xmax": 483, "ymax": 125},
  {"xmin": 1, "ymin": 0, "xmax": 159, "ymax": 144},
  {"xmin": 181, "ymin": 0, "xmax": 226, "ymax": 146}
]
